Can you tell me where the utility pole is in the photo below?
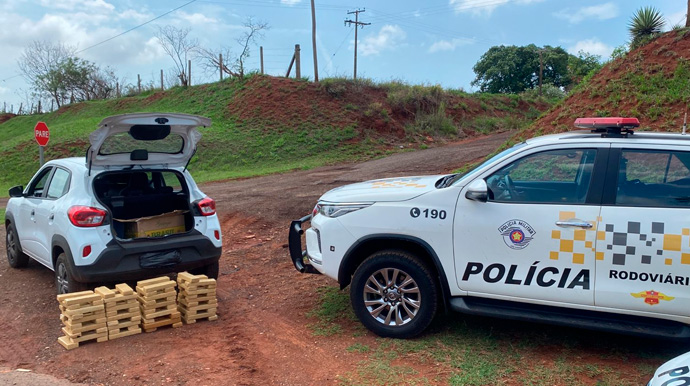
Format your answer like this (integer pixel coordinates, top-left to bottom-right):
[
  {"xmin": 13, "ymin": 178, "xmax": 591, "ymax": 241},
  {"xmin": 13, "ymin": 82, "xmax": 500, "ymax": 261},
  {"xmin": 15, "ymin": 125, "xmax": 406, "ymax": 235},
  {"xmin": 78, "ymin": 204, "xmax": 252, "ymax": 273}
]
[
  {"xmin": 345, "ymin": 9, "xmax": 370, "ymax": 80},
  {"xmin": 311, "ymin": 0, "xmax": 318, "ymax": 82}
]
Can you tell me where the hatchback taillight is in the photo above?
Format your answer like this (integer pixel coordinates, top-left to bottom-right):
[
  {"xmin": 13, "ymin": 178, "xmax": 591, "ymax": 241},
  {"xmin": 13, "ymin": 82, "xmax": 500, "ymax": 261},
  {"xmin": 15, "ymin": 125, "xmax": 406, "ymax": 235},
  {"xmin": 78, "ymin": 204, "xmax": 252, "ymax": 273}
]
[
  {"xmin": 196, "ymin": 197, "xmax": 216, "ymax": 216},
  {"xmin": 68, "ymin": 206, "xmax": 106, "ymax": 227}
]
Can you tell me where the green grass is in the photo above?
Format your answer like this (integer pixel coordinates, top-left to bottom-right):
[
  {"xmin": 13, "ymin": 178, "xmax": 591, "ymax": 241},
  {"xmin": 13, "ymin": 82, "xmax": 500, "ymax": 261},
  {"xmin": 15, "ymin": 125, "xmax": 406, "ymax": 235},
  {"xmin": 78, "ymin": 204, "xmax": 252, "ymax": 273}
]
[
  {"xmin": 0, "ymin": 75, "xmax": 554, "ymax": 196},
  {"xmin": 309, "ymin": 286, "xmax": 683, "ymax": 385},
  {"xmin": 0, "ymin": 76, "xmax": 367, "ymax": 195},
  {"xmin": 0, "ymin": 208, "xmax": 5, "ymax": 221}
]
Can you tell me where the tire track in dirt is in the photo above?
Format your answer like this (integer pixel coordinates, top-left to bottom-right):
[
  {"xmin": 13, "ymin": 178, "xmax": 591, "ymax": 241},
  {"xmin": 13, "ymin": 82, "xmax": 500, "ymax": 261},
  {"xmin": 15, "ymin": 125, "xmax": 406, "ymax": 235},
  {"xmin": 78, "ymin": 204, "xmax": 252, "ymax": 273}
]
[{"xmin": 0, "ymin": 133, "xmax": 510, "ymax": 385}]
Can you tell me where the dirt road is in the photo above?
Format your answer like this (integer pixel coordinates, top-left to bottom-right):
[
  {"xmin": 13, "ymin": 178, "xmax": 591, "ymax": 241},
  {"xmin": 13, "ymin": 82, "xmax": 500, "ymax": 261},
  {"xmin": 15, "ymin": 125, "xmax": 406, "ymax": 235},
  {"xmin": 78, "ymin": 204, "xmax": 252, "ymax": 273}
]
[
  {"xmin": 0, "ymin": 133, "xmax": 509, "ymax": 385},
  {"xmin": 0, "ymin": 132, "xmax": 668, "ymax": 385}
]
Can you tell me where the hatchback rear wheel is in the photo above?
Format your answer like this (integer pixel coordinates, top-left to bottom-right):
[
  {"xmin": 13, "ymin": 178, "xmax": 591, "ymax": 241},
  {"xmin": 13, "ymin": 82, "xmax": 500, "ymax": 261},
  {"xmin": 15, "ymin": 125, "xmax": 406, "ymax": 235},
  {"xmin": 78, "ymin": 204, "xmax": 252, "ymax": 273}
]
[{"xmin": 55, "ymin": 253, "xmax": 89, "ymax": 294}]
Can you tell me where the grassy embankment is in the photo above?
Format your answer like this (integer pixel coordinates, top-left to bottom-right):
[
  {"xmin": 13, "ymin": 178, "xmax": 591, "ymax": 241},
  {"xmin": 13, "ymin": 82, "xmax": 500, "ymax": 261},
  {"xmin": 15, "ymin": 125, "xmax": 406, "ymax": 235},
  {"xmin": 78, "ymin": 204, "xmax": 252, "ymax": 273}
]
[
  {"xmin": 310, "ymin": 287, "xmax": 681, "ymax": 385},
  {"xmin": 0, "ymin": 75, "xmax": 552, "ymax": 196}
]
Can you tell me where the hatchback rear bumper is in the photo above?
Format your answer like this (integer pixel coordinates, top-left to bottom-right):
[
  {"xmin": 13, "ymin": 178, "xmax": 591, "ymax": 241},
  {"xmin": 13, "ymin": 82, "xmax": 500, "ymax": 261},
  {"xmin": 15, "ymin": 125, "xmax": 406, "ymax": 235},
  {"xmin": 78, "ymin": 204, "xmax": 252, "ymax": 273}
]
[{"xmin": 69, "ymin": 231, "xmax": 221, "ymax": 282}]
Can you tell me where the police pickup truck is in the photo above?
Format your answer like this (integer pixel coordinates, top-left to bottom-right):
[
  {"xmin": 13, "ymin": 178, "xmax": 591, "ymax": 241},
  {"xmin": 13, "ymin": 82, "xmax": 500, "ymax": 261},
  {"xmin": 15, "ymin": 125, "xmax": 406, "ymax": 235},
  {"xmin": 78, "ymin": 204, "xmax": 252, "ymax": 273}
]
[{"xmin": 289, "ymin": 117, "xmax": 690, "ymax": 338}]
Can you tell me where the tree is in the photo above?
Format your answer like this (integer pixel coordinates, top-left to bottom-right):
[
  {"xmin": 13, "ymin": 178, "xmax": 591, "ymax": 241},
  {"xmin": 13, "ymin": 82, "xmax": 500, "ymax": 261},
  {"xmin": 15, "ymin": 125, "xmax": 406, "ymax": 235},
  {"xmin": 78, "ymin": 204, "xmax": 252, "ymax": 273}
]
[
  {"xmin": 17, "ymin": 41, "xmax": 76, "ymax": 108},
  {"xmin": 197, "ymin": 18, "xmax": 269, "ymax": 78},
  {"xmin": 628, "ymin": 6, "xmax": 665, "ymax": 49},
  {"xmin": 567, "ymin": 51, "xmax": 602, "ymax": 89},
  {"xmin": 156, "ymin": 26, "xmax": 198, "ymax": 86},
  {"xmin": 471, "ymin": 45, "xmax": 571, "ymax": 93},
  {"xmin": 687, "ymin": 0, "xmax": 689, "ymax": 28}
]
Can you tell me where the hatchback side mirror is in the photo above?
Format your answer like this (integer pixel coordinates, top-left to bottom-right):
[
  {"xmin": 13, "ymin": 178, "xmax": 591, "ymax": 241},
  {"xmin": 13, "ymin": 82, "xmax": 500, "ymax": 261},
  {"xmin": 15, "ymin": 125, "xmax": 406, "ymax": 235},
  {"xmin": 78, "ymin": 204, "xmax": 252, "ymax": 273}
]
[
  {"xmin": 8, "ymin": 185, "xmax": 24, "ymax": 198},
  {"xmin": 465, "ymin": 180, "xmax": 488, "ymax": 202}
]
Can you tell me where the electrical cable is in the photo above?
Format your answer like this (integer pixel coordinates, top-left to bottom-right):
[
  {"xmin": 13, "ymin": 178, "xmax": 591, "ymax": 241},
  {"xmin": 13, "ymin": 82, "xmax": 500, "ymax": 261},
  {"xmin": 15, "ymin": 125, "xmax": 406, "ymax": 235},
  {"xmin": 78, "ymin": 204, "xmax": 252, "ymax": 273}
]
[{"xmin": 75, "ymin": 0, "xmax": 199, "ymax": 54}]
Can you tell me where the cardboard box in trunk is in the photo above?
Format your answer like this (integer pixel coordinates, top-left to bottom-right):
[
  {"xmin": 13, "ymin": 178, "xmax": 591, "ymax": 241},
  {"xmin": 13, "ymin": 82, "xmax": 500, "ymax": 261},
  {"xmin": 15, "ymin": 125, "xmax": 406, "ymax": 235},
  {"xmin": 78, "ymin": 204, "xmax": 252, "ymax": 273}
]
[{"xmin": 115, "ymin": 210, "xmax": 187, "ymax": 239}]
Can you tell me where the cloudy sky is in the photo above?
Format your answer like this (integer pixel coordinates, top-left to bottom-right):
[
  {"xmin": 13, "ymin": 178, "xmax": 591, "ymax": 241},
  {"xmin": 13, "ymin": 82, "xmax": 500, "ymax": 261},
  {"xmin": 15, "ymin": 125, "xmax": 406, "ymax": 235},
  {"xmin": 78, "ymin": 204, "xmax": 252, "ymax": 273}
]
[{"xmin": 0, "ymin": 0, "xmax": 686, "ymax": 110}]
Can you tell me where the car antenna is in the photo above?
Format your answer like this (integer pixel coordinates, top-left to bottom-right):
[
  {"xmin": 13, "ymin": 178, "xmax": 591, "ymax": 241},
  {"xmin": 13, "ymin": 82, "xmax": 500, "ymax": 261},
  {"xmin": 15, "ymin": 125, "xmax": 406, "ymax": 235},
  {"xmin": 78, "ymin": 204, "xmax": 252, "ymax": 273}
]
[{"xmin": 683, "ymin": 106, "xmax": 688, "ymax": 135}]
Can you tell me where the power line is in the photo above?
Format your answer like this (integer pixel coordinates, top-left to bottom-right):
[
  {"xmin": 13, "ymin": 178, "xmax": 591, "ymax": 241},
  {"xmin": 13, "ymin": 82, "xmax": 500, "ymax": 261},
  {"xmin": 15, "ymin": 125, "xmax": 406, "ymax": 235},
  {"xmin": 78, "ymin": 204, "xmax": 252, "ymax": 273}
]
[
  {"xmin": 319, "ymin": 28, "xmax": 354, "ymax": 76},
  {"xmin": 75, "ymin": 0, "xmax": 198, "ymax": 54}
]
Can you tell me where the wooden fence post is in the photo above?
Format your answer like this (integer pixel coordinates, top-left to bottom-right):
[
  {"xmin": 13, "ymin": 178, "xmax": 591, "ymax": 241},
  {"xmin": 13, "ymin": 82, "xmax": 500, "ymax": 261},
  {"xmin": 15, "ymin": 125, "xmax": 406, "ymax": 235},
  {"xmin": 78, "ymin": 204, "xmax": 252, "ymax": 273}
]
[
  {"xmin": 116, "ymin": 82, "xmax": 120, "ymax": 98},
  {"xmin": 286, "ymin": 53, "xmax": 295, "ymax": 77},
  {"xmin": 295, "ymin": 44, "xmax": 301, "ymax": 79},
  {"xmin": 219, "ymin": 54, "xmax": 223, "ymax": 81},
  {"xmin": 161, "ymin": 69, "xmax": 164, "ymax": 90},
  {"xmin": 260, "ymin": 46, "xmax": 264, "ymax": 74},
  {"xmin": 137, "ymin": 74, "xmax": 141, "ymax": 93}
]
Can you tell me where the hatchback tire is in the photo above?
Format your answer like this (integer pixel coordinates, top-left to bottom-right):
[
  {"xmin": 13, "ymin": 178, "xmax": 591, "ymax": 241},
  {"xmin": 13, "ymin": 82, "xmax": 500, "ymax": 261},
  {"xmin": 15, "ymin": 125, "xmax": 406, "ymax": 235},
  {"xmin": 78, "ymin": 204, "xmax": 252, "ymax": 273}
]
[
  {"xmin": 6, "ymin": 222, "xmax": 29, "ymax": 268},
  {"xmin": 55, "ymin": 253, "xmax": 89, "ymax": 294},
  {"xmin": 350, "ymin": 250, "xmax": 438, "ymax": 338}
]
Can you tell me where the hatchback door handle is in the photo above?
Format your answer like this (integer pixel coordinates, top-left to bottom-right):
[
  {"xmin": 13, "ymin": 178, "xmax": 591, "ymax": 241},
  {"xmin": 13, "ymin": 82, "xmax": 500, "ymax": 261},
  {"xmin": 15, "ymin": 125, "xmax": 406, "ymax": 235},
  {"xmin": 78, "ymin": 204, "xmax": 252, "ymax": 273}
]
[
  {"xmin": 556, "ymin": 221, "xmax": 593, "ymax": 229},
  {"xmin": 30, "ymin": 210, "xmax": 35, "ymax": 216},
  {"xmin": 49, "ymin": 214, "xmax": 54, "ymax": 220}
]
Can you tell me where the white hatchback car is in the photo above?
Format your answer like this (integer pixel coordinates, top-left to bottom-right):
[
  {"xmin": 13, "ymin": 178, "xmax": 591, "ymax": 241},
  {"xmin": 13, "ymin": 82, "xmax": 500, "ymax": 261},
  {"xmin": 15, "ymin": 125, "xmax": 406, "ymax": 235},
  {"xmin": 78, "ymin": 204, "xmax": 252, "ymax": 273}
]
[
  {"xmin": 5, "ymin": 113, "xmax": 222, "ymax": 294},
  {"xmin": 290, "ymin": 117, "xmax": 690, "ymax": 338}
]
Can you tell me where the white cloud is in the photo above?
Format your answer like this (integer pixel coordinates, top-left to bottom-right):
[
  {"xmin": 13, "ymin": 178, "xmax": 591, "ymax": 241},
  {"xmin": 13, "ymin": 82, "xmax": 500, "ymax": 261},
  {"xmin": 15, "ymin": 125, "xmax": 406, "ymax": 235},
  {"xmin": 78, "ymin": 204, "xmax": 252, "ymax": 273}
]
[
  {"xmin": 359, "ymin": 25, "xmax": 406, "ymax": 56},
  {"xmin": 449, "ymin": 0, "xmax": 544, "ymax": 17},
  {"xmin": 569, "ymin": 38, "xmax": 613, "ymax": 58},
  {"xmin": 175, "ymin": 11, "xmax": 218, "ymax": 26},
  {"xmin": 428, "ymin": 38, "xmax": 474, "ymax": 53},
  {"xmin": 38, "ymin": 0, "xmax": 115, "ymax": 12},
  {"xmin": 116, "ymin": 9, "xmax": 153, "ymax": 23},
  {"xmin": 280, "ymin": 0, "xmax": 302, "ymax": 5},
  {"xmin": 554, "ymin": 3, "xmax": 618, "ymax": 24},
  {"xmin": 665, "ymin": 10, "xmax": 688, "ymax": 30}
]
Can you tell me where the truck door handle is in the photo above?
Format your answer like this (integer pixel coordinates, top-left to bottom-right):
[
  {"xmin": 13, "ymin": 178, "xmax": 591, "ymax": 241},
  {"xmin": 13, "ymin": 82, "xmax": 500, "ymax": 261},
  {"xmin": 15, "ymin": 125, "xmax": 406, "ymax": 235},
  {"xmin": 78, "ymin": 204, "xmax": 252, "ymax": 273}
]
[{"xmin": 556, "ymin": 221, "xmax": 593, "ymax": 229}]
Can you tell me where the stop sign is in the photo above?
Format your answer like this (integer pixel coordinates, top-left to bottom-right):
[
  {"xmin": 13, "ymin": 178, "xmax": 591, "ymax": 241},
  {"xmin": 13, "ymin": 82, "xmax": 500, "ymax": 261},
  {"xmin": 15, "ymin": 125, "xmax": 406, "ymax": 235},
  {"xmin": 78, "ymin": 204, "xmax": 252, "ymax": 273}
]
[{"xmin": 34, "ymin": 121, "xmax": 50, "ymax": 146}]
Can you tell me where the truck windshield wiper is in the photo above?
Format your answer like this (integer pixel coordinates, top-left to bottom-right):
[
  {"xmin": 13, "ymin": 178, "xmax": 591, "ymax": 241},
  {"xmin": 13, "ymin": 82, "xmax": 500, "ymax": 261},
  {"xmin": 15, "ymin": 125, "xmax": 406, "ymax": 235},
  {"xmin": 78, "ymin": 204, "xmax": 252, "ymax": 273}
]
[{"xmin": 436, "ymin": 174, "xmax": 458, "ymax": 188}]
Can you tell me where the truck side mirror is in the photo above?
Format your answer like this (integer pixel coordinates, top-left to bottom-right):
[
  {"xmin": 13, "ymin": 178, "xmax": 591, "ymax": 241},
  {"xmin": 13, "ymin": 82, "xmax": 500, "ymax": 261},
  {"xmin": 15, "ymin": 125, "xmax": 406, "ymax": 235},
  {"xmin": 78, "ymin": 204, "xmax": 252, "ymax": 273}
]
[
  {"xmin": 8, "ymin": 185, "xmax": 24, "ymax": 198},
  {"xmin": 465, "ymin": 180, "xmax": 488, "ymax": 202}
]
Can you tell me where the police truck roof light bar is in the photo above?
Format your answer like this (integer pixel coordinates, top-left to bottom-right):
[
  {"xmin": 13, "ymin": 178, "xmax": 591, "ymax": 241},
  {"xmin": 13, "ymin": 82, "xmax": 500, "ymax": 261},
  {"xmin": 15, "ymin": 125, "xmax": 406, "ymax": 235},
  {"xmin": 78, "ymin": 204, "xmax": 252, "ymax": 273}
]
[{"xmin": 574, "ymin": 117, "xmax": 640, "ymax": 137}]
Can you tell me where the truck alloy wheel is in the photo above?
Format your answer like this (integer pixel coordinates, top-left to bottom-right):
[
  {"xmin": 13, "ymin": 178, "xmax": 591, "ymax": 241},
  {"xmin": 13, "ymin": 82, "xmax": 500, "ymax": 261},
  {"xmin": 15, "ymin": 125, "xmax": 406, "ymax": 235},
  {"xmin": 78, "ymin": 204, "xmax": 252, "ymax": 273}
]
[{"xmin": 351, "ymin": 250, "xmax": 438, "ymax": 338}]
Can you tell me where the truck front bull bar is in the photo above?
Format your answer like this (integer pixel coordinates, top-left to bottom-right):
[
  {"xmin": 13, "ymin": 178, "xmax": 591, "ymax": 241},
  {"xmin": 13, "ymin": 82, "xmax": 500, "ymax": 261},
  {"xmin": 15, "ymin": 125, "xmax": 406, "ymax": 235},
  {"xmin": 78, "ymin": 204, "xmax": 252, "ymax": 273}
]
[{"xmin": 288, "ymin": 214, "xmax": 321, "ymax": 274}]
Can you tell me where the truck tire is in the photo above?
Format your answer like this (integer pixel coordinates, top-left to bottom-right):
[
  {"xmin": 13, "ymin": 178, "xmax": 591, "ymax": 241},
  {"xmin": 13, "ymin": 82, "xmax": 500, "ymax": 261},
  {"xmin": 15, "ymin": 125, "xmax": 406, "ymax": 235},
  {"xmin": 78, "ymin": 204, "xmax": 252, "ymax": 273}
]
[
  {"xmin": 350, "ymin": 250, "xmax": 438, "ymax": 338},
  {"xmin": 6, "ymin": 222, "xmax": 30, "ymax": 268},
  {"xmin": 55, "ymin": 253, "xmax": 89, "ymax": 294}
]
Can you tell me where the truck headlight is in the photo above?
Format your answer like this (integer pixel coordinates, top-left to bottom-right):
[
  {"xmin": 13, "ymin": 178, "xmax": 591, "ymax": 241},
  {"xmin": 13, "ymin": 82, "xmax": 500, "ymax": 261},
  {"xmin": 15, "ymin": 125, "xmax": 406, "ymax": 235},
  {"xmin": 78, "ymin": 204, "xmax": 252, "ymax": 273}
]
[{"xmin": 318, "ymin": 202, "xmax": 372, "ymax": 218}]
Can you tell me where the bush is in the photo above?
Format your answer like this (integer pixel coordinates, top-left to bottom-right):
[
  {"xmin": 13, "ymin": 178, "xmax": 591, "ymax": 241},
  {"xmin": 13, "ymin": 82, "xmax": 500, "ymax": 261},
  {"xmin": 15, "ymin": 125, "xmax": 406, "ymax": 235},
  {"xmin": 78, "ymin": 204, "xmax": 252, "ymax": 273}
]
[
  {"xmin": 520, "ymin": 84, "xmax": 566, "ymax": 101},
  {"xmin": 405, "ymin": 102, "xmax": 457, "ymax": 136},
  {"xmin": 387, "ymin": 84, "xmax": 444, "ymax": 115}
]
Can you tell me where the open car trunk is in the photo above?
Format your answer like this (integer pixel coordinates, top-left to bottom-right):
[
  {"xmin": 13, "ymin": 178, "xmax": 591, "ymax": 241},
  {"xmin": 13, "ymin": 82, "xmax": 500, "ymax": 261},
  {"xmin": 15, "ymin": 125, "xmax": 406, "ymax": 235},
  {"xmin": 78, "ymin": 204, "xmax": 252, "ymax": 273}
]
[{"xmin": 93, "ymin": 170, "xmax": 194, "ymax": 239}]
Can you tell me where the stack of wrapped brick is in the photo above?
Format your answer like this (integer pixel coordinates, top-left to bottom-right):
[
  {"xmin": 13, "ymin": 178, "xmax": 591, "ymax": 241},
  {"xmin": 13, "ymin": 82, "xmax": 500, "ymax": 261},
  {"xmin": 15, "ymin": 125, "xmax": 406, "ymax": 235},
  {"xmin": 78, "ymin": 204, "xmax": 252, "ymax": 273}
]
[
  {"xmin": 57, "ymin": 291, "xmax": 108, "ymax": 350},
  {"xmin": 95, "ymin": 284, "xmax": 142, "ymax": 340},
  {"xmin": 136, "ymin": 277, "xmax": 182, "ymax": 332},
  {"xmin": 177, "ymin": 272, "xmax": 218, "ymax": 324}
]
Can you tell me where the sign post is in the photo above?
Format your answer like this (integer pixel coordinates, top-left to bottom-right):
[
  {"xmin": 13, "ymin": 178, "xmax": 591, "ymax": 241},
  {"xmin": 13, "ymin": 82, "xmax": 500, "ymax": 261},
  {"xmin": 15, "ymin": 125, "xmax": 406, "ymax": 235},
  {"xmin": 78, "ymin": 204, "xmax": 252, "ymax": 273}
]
[{"xmin": 34, "ymin": 121, "xmax": 50, "ymax": 166}]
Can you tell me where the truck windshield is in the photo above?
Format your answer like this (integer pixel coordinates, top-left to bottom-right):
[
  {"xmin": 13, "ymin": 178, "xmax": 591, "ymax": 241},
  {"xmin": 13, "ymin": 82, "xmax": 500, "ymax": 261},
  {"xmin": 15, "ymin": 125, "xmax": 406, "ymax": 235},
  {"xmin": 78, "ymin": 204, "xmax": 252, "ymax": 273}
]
[{"xmin": 446, "ymin": 142, "xmax": 527, "ymax": 187}]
